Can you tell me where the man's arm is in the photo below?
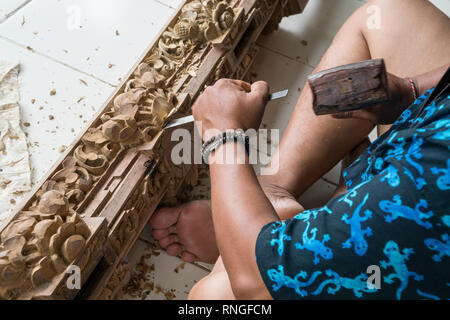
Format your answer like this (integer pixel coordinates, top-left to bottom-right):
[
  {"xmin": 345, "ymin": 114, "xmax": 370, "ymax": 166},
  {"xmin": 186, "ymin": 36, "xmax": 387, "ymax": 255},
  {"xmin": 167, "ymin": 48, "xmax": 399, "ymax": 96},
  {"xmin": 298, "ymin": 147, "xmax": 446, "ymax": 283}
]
[{"xmin": 192, "ymin": 79, "xmax": 278, "ymax": 299}]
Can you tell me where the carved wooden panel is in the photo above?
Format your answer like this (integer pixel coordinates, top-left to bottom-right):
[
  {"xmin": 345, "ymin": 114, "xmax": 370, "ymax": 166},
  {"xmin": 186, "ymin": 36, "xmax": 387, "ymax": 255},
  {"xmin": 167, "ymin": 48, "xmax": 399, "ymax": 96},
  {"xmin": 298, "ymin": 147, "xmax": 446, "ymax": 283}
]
[{"xmin": 0, "ymin": 0, "xmax": 309, "ymax": 300}]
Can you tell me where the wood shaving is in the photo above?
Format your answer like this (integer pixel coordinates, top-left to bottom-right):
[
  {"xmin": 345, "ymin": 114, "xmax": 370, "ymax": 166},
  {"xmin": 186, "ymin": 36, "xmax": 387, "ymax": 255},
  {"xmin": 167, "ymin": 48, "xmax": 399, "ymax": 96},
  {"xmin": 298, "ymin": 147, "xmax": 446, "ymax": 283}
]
[{"xmin": 0, "ymin": 179, "xmax": 11, "ymax": 189}]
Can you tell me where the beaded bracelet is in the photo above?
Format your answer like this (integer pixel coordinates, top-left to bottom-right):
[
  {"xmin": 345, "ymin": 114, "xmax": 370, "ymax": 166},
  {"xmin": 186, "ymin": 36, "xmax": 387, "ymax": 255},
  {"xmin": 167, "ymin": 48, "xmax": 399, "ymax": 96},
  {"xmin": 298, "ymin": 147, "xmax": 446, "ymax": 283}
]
[
  {"xmin": 201, "ymin": 130, "xmax": 249, "ymax": 165},
  {"xmin": 406, "ymin": 77, "xmax": 418, "ymax": 101}
]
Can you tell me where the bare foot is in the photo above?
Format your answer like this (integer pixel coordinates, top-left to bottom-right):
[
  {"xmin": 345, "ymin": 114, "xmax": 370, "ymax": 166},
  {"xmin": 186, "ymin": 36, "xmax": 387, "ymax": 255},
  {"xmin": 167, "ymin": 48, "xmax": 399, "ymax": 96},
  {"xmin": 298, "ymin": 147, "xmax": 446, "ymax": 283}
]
[
  {"xmin": 333, "ymin": 137, "xmax": 372, "ymax": 198},
  {"xmin": 150, "ymin": 186, "xmax": 304, "ymax": 263},
  {"xmin": 149, "ymin": 200, "xmax": 219, "ymax": 264}
]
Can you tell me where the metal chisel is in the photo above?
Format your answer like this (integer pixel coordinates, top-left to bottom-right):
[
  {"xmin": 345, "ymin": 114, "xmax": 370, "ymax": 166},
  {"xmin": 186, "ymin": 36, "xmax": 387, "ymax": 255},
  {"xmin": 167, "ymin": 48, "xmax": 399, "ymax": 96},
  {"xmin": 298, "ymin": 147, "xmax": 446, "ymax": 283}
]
[{"xmin": 163, "ymin": 89, "xmax": 288, "ymax": 129}]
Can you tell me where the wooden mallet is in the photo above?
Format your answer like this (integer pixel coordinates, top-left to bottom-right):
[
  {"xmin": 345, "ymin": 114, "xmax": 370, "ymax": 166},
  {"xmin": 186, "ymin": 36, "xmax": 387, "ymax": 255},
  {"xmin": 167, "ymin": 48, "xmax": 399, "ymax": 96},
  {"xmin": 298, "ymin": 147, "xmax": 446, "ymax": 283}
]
[{"xmin": 308, "ymin": 59, "xmax": 390, "ymax": 115}]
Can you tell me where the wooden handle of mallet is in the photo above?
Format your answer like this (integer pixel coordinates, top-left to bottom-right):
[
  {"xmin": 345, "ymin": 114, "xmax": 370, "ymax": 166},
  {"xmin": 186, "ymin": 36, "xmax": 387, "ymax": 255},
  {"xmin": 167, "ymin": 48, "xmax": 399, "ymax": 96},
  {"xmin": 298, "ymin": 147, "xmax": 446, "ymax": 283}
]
[{"xmin": 308, "ymin": 59, "xmax": 390, "ymax": 115}]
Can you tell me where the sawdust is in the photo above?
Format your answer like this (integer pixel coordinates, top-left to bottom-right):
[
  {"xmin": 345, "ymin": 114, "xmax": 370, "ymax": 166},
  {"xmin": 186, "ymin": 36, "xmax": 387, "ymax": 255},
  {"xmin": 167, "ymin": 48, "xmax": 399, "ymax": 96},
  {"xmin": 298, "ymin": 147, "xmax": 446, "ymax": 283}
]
[
  {"xmin": 49, "ymin": 89, "xmax": 56, "ymax": 96},
  {"xmin": 48, "ymin": 115, "xmax": 54, "ymax": 120},
  {"xmin": 0, "ymin": 179, "xmax": 11, "ymax": 189},
  {"xmin": 123, "ymin": 241, "xmax": 177, "ymax": 300},
  {"xmin": 174, "ymin": 263, "xmax": 185, "ymax": 274},
  {"xmin": 23, "ymin": 122, "xmax": 30, "ymax": 127}
]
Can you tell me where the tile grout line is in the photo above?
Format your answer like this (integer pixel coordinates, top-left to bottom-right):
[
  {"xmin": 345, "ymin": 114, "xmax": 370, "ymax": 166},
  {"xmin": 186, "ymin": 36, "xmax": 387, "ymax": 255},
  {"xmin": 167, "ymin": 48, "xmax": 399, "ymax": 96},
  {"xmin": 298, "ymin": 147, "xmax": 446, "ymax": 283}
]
[
  {"xmin": 0, "ymin": 0, "xmax": 32, "ymax": 24},
  {"xmin": 257, "ymin": 43, "xmax": 316, "ymax": 70},
  {"xmin": 0, "ymin": 35, "xmax": 117, "ymax": 88},
  {"xmin": 151, "ymin": 0, "xmax": 177, "ymax": 10}
]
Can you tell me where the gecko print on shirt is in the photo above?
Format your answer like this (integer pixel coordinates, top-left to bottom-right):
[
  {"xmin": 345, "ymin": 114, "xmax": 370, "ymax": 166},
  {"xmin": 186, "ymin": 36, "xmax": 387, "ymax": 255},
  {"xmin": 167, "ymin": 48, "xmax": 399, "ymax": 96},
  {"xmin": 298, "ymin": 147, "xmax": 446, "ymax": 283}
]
[{"xmin": 256, "ymin": 84, "xmax": 450, "ymax": 299}]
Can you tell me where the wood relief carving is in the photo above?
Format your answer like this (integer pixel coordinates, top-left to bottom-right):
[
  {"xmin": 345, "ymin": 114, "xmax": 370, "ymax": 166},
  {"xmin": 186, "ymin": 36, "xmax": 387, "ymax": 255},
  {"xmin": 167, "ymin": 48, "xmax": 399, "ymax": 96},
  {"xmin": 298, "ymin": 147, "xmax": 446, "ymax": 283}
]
[{"xmin": 0, "ymin": 0, "xmax": 309, "ymax": 299}]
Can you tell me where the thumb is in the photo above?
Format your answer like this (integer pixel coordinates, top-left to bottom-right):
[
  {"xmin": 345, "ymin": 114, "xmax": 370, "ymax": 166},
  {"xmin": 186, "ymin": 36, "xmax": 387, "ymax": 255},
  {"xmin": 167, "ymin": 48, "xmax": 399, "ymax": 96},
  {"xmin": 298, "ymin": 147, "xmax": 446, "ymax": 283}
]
[{"xmin": 250, "ymin": 81, "xmax": 270, "ymax": 102}]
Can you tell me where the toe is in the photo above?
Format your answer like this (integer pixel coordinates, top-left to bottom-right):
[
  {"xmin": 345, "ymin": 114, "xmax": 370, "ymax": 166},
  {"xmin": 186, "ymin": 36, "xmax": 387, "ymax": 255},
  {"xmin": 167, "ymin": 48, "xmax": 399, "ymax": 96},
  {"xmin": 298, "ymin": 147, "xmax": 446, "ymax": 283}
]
[
  {"xmin": 152, "ymin": 225, "xmax": 177, "ymax": 240},
  {"xmin": 159, "ymin": 235, "xmax": 179, "ymax": 248},
  {"xmin": 166, "ymin": 243, "xmax": 183, "ymax": 256},
  {"xmin": 149, "ymin": 205, "xmax": 183, "ymax": 229},
  {"xmin": 181, "ymin": 251, "xmax": 198, "ymax": 263}
]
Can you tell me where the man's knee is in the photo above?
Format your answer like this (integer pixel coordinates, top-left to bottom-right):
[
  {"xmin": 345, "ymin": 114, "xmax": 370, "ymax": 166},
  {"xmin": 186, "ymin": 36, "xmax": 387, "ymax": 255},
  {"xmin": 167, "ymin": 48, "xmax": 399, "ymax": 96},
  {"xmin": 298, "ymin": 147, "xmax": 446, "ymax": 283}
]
[{"xmin": 188, "ymin": 271, "xmax": 235, "ymax": 300}]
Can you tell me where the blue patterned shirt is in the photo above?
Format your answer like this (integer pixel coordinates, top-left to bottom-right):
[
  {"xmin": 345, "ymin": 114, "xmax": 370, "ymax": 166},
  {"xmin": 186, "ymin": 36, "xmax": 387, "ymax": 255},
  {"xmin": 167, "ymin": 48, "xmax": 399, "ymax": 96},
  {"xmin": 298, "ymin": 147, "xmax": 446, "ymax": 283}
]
[{"xmin": 256, "ymin": 73, "xmax": 450, "ymax": 300}]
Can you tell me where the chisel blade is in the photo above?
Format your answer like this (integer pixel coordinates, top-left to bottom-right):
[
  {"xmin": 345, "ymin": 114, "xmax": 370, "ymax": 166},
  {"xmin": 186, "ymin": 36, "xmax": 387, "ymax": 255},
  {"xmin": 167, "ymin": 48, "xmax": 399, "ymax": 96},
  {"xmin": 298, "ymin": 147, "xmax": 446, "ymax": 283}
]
[{"xmin": 163, "ymin": 89, "xmax": 289, "ymax": 130}]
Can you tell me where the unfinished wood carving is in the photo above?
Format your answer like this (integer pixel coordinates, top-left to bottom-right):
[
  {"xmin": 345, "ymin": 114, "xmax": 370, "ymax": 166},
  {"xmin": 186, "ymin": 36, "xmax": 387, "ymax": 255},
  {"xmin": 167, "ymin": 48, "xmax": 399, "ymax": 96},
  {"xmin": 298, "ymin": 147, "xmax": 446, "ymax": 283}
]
[{"xmin": 0, "ymin": 0, "xmax": 309, "ymax": 299}]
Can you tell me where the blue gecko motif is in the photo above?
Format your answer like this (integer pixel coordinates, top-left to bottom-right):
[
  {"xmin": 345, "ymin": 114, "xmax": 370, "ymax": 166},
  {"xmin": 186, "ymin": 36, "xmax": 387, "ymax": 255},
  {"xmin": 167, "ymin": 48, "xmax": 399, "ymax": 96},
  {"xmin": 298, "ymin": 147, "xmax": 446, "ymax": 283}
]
[
  {"xmin": 385, "ymin": 133, "xmax": 406, "ymax": 161},
  {"xmin": 443, "ymin": 215, "xmax": 450, "ymax": 227},
  {"xmin": 338, "ymin": 179, "xmax": 371, "ymax": 207},
  {"xmin": 416, "ymin": 289, "xmax": 440, "ymax": 300},
  {"xmin": 404, "ymin": 135, "xmax": 425, "ymax": 174},
  {"xmin": 425, "ymin": 234, "xmax": 450, "ymax": 262},
  {"xmin": 379, "ymin": 195, "xmax": 433, "ymax": 229},
  {"xmin": 267, "ymin": 265, "xmax": 322, "ymax": 297},
  {"xmin": 294, "ymin": 206, "xmax": 332, "ymax": 222},
  {"xmin": 430, "ymin": 159, "xmax": 450, "ymax": 190},
  {"xmin": 294, "ymin": 221, "xmax": 333, "ymax": 265},
  {"xmin": 380, "ymin": 165, "xmax": 400, "ymax": 187},
  {"xmin": 380, "ymin": 241, "xmax": 424, "ymax": 300},
  {"xmin": 403, "ymin": 166, "xmax": 427, "ymax": 190},
  {"xmin": 394, "ymin": 109, "xmax": 412, "ymax": 125},
  {"xmin": 311, "ymin": 269, "xmax": 377, "ymax": 298},
  {"xmin": 341, "ymin": 193, "xmax": 373, "ymax": 256},
  {"xmin": 270, "ymin": 222, "xmax": 291, "ymax": 256},
  {"xmin": 433, "ymin": 127, "xmax": 450, "ymax": 140}
]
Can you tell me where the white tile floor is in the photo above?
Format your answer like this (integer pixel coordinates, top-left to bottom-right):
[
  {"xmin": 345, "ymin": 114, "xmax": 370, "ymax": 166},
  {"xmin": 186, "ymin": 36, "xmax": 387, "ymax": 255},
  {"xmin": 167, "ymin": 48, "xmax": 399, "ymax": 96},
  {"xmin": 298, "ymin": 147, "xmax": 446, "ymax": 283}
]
[{"xmin": 1, "ymin": 0, "xmax": 449, "ymax": 299}]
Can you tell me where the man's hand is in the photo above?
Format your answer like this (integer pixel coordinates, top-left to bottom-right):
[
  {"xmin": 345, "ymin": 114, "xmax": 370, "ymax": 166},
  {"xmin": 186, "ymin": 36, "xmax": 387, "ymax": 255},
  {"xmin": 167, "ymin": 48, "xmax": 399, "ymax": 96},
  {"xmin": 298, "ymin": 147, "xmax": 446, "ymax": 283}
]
[
  {"xmin": 332, "ymin": 73, "xmax": 414, "ymax": 124},
  {"xmin": 192, "ymin": 79, "xmax": 269, "ymax": 140}
]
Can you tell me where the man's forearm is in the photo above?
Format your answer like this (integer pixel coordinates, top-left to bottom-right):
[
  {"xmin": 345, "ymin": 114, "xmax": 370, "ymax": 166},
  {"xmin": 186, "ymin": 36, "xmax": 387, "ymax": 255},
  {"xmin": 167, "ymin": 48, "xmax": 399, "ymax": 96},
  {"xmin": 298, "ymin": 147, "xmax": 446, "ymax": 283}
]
[{"xmin": 209, "ymin": 142, "xmax": 278, "ymax": 298}]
